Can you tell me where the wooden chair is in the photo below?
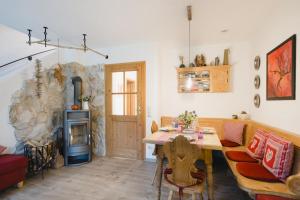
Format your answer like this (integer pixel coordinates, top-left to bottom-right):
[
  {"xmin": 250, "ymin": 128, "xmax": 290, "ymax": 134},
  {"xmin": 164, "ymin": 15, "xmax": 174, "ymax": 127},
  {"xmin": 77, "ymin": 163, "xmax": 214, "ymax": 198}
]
[
  {"xmin": 163, "ymin": 135, "xmax": 205, "ymax": 200},
  {"xmin": 151, "ymin": 120, "xmax": 159, "ymax": 185}
]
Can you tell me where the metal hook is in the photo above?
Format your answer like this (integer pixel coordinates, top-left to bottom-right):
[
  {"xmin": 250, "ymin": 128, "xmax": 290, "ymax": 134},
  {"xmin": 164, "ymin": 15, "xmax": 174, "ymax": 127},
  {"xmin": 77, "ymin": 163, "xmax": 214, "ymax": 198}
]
[
  {"xmin": 43, "ymin": 26, "xmax": 48, "ymax": 47},
  {"xmin": 83, "ymin": 34, "xmax": 87, "ymax": 52},
  {"xmin": 27, "ymin": 29, "xmax": 32, "ymax": 45}
]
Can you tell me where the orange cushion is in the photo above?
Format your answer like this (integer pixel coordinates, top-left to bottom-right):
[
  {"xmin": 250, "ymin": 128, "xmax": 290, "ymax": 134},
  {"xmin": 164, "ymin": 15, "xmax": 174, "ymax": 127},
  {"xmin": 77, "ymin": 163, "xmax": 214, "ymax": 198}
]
[
  {"xmin": 226, "ymin": 151, "xmax": 258, "ymax": 163},
  {"xmin": 236, "ymin": 162, "xmax": 280, "ymax": 182},
  {"xmin": 256, "ymin": 194, "xmax": 293, "ymax": 200},
  {"xmin": 221, "ymin": 139, "xmax": 241, "ymax": 147}
]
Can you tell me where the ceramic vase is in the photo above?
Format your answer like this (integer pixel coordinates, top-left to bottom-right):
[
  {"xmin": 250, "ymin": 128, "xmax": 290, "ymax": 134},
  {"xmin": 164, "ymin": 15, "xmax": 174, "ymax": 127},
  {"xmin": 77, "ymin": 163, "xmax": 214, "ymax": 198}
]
[{"xmin": 82, "ymin": 101, "xmax": 89, "ymax": 110}]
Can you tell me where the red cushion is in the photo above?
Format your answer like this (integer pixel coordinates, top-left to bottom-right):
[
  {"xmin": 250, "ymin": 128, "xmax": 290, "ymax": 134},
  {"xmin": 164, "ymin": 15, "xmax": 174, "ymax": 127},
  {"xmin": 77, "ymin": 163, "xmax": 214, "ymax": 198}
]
[
  {"xmin": 256, "ymin": 194, "xmax": 293, "ymax": 200},
  {"xmin": 246, "ymin": 129, "xmax": 269, "ymax": 159},
  {"xmin": 236, "ymin": 162, "xmax": 280, "ymax": 182},
  {"xmin": 221, "ymin": 139, "xmax": 241, "ymax": 147},
  {"xmin": 262, "ymin": 134, "xmax": 294, "ymax": 181},
  {"xmin": 226, "ymin": 151, "xmax": 258, "ymax": 163},
  {"xmin": 0, "ymin": 155, "xmax": 28, "ymax": 175}
]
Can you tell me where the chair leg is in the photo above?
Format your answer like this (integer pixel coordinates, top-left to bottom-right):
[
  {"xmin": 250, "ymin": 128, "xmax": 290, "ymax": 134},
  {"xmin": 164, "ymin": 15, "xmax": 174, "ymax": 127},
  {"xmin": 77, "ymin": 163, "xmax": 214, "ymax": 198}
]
[
  {"xmin": 199, "ymin": 193, "xmax": 203, "ymax": 200},
  {"xmin": 192, "ymin": 193, "xmax": 196, "ymax": 200},
  {"xmin": 151, "ymin": 163, "xmax": 158, "ymax": 185},
  {"xmin": 167, "ymin": 191, "xmax": 173, "ymax": 200}
]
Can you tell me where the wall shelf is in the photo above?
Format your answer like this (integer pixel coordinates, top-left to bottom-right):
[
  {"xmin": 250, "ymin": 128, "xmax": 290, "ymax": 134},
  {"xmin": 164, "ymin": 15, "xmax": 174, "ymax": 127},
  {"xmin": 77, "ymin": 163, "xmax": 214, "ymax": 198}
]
[{"xmin": 177, "ymin": 65, "xmax": 231, "ymax": 93}]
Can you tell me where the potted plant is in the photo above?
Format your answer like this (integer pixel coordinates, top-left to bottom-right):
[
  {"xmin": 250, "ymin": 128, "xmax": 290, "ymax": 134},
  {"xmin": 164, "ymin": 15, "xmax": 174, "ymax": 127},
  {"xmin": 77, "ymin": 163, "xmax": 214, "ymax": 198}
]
[
  {"xmin": 178, "ymin": 110, "xmax": 198, "ymax": 131},
  {"xmin": 79, "ymin": 95, "xmax": 92, "ymax": 110}
]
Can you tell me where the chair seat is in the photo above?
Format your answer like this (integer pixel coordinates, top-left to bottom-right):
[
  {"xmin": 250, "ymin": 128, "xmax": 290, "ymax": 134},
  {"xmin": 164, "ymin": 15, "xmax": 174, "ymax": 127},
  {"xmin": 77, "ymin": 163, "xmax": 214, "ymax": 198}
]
[
  {"xmin": 236, "ymin": 162, "xmax": 280, "ymax": 182},
  {"xmin": 220, "ymin": 139, "xmax": 241, "ymax": 147},
  {"xmin": 226, "ymin": 151, "xmax": 258, "ymax": 163},
  {"xmin": 256, "ymin": 194, "xmax": 293, "ymax": 200},
  {"xmin": 162, "ymin": 179, "xmax": 204, "ymax": 195},
  {"xmin": 0, "ymin": 155, "xmax": 28, "ymax": 175}
]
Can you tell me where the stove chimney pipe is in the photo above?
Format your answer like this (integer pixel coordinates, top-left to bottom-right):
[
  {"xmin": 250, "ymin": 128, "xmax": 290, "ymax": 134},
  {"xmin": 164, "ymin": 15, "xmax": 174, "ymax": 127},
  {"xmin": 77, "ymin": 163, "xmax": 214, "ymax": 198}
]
[{"xmin": 72, "ymin": 76, "xmax": 82, "ymax": 109}]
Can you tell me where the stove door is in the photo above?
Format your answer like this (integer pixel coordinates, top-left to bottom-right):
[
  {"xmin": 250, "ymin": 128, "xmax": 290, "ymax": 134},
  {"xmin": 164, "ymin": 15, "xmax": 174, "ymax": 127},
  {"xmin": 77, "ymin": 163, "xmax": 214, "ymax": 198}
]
[{"xmin": 68, "ymin": 121, "xmax": 90, "ymax": 147}]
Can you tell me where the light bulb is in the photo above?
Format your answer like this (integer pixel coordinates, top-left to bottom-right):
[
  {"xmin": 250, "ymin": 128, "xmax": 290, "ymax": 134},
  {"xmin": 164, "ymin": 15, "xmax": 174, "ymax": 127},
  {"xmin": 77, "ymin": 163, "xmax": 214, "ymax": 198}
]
[{"xmin": 186, "ymin": 76, "xmax": 193, "ymax": 89}]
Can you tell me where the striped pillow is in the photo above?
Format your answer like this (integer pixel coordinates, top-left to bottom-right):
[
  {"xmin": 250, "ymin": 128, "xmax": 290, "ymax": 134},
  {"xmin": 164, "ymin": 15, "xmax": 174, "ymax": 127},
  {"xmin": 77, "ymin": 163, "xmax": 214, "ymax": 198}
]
[
  {"xmin": 246, "ymin": 129, "xmax": 269, "ymax": 159},
  {"xmin": 262, "ymin": 134, "xmax": 294, "ymax": 181}
]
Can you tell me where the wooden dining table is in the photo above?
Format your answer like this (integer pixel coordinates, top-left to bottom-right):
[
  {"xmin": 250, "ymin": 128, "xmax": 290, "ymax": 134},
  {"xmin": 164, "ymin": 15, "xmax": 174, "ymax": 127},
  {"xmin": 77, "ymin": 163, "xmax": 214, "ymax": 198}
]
[{"xmin": 143, "ymin": 128, "xmax": 222, "ymax": 200}]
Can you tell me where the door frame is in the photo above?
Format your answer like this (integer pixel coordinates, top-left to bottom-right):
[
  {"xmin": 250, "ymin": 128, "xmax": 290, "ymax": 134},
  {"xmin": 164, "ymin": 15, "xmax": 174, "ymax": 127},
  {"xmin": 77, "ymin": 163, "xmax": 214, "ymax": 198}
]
[{"xmin": 104, "ymin": 61, "xmax": 146, "ymax": 160}]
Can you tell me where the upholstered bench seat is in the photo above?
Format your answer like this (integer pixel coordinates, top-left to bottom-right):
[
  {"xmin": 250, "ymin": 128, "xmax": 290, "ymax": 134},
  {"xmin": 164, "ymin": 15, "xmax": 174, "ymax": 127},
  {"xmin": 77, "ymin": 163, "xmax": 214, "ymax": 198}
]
[
  {"xmin": 226, "ymin": 150, "xmax": 258, "ymax": 163},
  {"xmin": 236, "ymin": 162, "xmax": 280, "ymax": 182},
  {"xmin": 0, "ymin": 154, "xmax": 28, "ymax": 190},
  {"xmin": 220, "ymin": 139, "xmax": 241, "ymax": 147}
]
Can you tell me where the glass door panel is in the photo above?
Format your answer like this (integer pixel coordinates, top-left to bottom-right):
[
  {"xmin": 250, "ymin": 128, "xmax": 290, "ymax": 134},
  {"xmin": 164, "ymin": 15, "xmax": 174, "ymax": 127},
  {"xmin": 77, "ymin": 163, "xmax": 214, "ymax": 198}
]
[
  {"xmin": 69, "ymin": 123, "xmax": 88, "ymax": 146},
  {"xmin": 112, "ymin": 72, "xmax": 124, "ymax": 93},
  {"xmin": 112, "ymin": 94, "xmax": 124, "ymax": 115},
  {"xmin": 111, "ymin": 70, "xmax": 138, "ymax": 116},
  {"xmin": 125, "ymin": 94, "xmax": 137, "ymax": 115}
]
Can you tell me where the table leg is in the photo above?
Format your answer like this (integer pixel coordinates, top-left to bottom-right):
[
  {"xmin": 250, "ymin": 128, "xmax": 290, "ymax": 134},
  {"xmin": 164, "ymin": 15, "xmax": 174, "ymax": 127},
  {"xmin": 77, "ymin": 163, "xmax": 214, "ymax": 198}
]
[
  {"xmin": 155, "ymin": 145, "xmax": 164, "ymax": 200},
  {"xmin": 204, "ymin": 149, "xmax": 214, "ymax": 200}
]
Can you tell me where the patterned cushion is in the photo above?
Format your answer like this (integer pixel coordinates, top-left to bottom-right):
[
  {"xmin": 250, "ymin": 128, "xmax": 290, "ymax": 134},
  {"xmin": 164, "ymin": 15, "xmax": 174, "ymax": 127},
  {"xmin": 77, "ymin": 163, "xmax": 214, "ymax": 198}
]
[
  {"xmin": 262, "ymin": 134, "xmax": 294, "ymax": 181},
  {"xmin": 223, "ymin": 122, "xmax": 245, "ymax": 145},
  {"xmin": 0, "ymin": 145, "xmax": 7, "ymax": 155},
  {"xmin": 226, "ymin": 151, "xmax": 258, "ymax": 163},
  {"xmin": 220, "ymin": 139, "xmax": 241, "ymax": 147},
  {"xmin": 246, "ymin": 129, "xmax": 269, "ymax": 159}
]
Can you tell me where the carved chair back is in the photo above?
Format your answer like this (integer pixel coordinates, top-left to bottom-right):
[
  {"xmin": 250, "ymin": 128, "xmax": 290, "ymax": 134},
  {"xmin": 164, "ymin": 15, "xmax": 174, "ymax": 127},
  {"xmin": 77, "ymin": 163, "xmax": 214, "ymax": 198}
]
[{"xmin": 163, "ymin": 135, "xmax": 203, "ymax": 185}]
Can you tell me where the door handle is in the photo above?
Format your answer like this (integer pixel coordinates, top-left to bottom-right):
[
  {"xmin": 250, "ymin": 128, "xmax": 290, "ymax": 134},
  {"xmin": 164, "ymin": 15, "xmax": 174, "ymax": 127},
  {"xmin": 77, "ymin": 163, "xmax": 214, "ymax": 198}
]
[{"xmin": 137, "ymin": 105, "xmax": 142, "ymax": 114}]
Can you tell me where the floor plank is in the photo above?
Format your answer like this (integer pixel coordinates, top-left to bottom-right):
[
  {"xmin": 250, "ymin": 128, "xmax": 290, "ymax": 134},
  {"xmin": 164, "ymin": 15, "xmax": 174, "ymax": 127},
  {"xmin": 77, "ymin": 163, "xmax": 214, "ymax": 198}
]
[{"xmin": 0, "ymin": 155, "xmax": 252, "ymax": 200}]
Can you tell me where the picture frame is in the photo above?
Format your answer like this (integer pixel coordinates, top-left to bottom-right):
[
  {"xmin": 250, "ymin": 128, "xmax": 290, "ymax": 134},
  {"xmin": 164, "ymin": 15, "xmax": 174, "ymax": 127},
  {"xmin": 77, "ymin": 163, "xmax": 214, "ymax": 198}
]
[{"xmin": 266, "ymin": 34, "xmax": 296, "ymax": 100}]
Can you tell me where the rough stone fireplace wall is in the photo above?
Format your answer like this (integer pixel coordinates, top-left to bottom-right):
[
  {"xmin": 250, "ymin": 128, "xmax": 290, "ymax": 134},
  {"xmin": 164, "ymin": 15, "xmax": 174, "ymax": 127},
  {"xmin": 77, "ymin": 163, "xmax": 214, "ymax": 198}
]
[{"xmin": 9, "ymin": 62, "xmax": 105, "ymax": 155}]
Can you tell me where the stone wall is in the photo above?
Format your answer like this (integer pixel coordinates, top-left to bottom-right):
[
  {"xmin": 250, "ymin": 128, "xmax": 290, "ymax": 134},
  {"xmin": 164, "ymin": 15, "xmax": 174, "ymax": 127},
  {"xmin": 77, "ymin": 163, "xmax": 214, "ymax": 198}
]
[{"xmin": 9, "ymin": 62, "xmax": 105, "ymax": 155}]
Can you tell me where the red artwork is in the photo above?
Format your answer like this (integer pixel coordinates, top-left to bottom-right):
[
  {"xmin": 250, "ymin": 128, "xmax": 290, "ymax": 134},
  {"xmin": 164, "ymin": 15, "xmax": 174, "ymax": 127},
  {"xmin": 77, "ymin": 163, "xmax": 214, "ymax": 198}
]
[{"xmin": 267, "ymin": 35, "xmax": 296, "ymax": 100}]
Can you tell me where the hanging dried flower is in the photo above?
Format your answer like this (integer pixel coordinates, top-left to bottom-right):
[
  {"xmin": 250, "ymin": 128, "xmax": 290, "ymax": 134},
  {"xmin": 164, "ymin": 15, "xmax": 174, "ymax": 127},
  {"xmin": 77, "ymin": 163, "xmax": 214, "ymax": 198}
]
[
  {"xmin": 54, "ymin": 64, "xmax": 65, "ymax": 87},
  {"xmin": 35, "ymin": 59, "xmax": 43, "ymax": 98}
]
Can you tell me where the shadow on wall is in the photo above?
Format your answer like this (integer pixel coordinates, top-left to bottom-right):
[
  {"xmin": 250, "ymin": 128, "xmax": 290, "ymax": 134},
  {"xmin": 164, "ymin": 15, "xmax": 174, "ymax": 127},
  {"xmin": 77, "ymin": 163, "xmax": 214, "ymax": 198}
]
[{"xmin": 9, "ymin": 62, "xmax": 105, "ymax": 156}]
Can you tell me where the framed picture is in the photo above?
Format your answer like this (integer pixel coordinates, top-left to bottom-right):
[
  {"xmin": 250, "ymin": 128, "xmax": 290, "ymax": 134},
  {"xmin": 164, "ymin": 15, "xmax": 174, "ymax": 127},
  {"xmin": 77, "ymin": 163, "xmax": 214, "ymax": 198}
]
[{"xmin": 267, "ymin": 34, "xmax": 296, "ymax": 100}]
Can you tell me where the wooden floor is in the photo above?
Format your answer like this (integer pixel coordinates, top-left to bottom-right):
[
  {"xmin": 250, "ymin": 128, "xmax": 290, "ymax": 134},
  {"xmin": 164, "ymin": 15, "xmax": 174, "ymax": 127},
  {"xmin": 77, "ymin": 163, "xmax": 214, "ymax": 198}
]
[{"xmin": 0, "ymin": 155, "xmax": 252, "ymax": 200}]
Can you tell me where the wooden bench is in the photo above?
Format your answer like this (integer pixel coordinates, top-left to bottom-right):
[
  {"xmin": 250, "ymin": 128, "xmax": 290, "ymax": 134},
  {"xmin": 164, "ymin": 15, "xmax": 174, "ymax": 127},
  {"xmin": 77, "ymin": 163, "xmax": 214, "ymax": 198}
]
[{"xmin": 160, "ymin": 116, "xmax": 300, "ymax": 199}]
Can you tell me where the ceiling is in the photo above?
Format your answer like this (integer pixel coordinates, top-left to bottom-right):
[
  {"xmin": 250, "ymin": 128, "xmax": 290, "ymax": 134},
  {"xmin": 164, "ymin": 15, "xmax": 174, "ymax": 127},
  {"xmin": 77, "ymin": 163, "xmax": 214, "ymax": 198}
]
[{"xmin": 0, "ymin": 0, "xmax": 283, "ymax": 48}]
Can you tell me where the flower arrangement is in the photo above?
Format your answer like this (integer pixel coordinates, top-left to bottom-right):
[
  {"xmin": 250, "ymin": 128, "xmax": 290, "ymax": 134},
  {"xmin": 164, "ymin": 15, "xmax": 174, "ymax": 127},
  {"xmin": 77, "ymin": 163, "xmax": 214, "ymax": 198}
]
[
  {"xmin": 79, "ymin": 95, "xmax": 92, "ymax": 102},
  {"xmin": 178, "ymin": 110, "xmax": 198, "ymax": 129}
]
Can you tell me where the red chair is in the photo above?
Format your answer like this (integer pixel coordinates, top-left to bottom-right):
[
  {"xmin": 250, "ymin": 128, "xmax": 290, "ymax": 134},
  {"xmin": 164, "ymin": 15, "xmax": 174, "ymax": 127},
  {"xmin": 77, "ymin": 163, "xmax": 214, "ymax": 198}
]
[{"xmin": 0, "ymin": 154, "xmax": 28, "ymax": 190}]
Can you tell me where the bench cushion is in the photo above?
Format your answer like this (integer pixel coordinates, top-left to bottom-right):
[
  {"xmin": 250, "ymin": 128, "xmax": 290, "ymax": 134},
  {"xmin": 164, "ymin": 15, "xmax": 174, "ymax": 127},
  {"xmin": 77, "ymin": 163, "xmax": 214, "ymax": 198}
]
[
  {"xmin": 246, "ymin": 129, "xmax": 269, "ymax": 159},
  {"xmin": 0, "ymin": 155, "xmax": 28, "ymax": 175},
  {"xmin": 226, "ymin": 151, "xmax": 258, "ymax": 163},
  {"xmin": 223, "ymin": 122, "xmax": 245, "ymax": 145},
  {"xmin": 236, "ymin": 162, "xmax": 280, "ymax": 182},
  {"xmin": 262, "ymin": 134, "xmax": 294, "ymax": 181},
  {"xmin": 221, "ymin": 139, "xmax": 241, "ymax": 147}
]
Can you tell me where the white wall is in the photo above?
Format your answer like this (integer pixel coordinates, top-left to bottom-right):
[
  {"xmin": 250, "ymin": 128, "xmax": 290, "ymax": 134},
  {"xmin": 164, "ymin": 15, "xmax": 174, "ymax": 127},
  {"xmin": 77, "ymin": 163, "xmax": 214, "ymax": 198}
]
[
  {"xmin": 159, "ymin": 42, "xmax": 252, "ymax": 118},
  {"xmin": 250, "ymin": 1, "xmax": 300, "ymax": 135},
  {"xmin": 0, "ymin": 25, "xmax": 57, "ymax": 149}
]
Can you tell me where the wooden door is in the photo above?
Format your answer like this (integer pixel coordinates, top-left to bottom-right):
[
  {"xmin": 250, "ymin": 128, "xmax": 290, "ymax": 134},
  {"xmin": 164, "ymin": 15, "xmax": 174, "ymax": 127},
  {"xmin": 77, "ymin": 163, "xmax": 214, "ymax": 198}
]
[{"xmin": 105, "ymin": 62, "xmax": 146, "ymax": 160}]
